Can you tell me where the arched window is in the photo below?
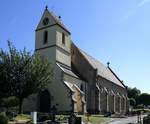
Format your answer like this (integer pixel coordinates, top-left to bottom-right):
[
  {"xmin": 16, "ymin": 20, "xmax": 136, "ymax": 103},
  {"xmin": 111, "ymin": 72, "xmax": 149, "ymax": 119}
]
[
  {"xmin": 43, "ymin": 31, "xmax": 48, "ymax": 44},
  {"xmin": 39, "ymin": 90, "xmax": 51, "ymax": 113}
]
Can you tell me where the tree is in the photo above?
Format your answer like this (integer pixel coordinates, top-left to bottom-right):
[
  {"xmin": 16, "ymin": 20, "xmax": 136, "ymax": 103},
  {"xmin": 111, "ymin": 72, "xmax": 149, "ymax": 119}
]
[
  {"xmin": 127, "ymin": 87, "xmax": 141, "ymax": 99},
  {"xmin": 129, "ymin": 98, "xmax": 136, "ymax": 107},
  {"xmin": 0, "ymin": 41, "xmax": 53, "ymax": 114},
  {"xmin": 0, "ymin": 96, "xmax": 19, "ymax": 111},
  {"xmin": 127, "ymin": 87, "xmax": 141, "ymax": 107},
  {"xmin": 137, "ymin": 93, "xmax": 150, "ymax": 106},
  {"xmin": 0, "ymin": 48, "xmax": 12, "ymax": 99}
]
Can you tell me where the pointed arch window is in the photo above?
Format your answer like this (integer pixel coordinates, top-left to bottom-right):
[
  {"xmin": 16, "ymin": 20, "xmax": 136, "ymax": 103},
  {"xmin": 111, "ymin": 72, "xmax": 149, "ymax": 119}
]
[{"xmin": 43, "ymin": 31, "xmax": 48, "ymax": 44}]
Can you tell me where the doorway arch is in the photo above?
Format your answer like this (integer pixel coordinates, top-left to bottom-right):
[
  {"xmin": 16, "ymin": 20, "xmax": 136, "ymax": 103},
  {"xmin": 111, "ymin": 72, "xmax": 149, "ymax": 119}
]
[{"xmin": 39, "ymin": 90, "xmax": 51, "ymax": 113}]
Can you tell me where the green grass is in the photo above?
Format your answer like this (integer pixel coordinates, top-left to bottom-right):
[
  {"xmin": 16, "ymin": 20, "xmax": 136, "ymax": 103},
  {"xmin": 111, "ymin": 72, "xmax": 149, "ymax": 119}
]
[
  {"xmin": 8, "ymin": 122, "xmax": 15, "ymax": 124},
  {"xmin": 15, "ymin": 114, "xmax": 31, "ymax": 120},
  {"xmin": 79, "ymin": 115, "xmax": 112, "ymax": 124},
  {"xmin": 8, "ymin": 114, "xmax": 112, "ymax": 124},
  {"xmin": 132, "ymin": 108, "xmax": 150, "ymax": 113},
  {"xmin": 9, "ymin": 114, "xmax": 31, "ymax": 124},
  {"xmin": 56, "ymin": 115, "xmax": 69, "ymax": 121},
  {"xmin": 56, "ymin": 114, "xmax": 112, "ymax": 124},
  {"xmin": 16, "ymin": 114, "xmax": 31, "ymax": 120}
]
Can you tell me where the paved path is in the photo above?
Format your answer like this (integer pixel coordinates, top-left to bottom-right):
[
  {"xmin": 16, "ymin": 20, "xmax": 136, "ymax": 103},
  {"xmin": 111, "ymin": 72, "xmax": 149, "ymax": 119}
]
[{"xmin": 105, "ymin": 115, "xmax": 146, "ymax": 124}]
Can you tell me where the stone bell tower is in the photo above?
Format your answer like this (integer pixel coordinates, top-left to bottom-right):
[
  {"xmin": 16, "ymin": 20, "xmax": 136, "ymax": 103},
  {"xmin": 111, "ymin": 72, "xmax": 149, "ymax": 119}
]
[{"xmin": 35, "ymin": 6, "xmax": 71, "ymax": 67}]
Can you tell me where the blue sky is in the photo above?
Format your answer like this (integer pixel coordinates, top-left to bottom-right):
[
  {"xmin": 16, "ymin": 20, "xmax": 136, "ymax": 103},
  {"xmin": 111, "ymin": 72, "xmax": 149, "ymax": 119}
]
[{"xmin": 0, "ymin": 0, "xmax": 150, "ymax": 93}]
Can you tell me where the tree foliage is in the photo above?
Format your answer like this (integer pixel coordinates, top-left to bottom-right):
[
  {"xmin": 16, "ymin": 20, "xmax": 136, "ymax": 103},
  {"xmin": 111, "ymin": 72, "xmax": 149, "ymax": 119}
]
[
  {"xmin": 127, "ymin": 87, "xmax": 150, "ymax": 107},
  {"xmin": 0, "ymin": 113, "xmax": 8, "ymax": 124},
  {"xmin": 129, "ymin": 98, "xmax": 136, "ymax": 106},
  {"xmin": 127, "ymin": 87, "xmax": 141, "ymax": 99},
  {"xmin": 137, "ymin": 93, "xmax": 150, "ymax": 106},
  {"xmin": 127, "ymin": 87, "xmax": 141, "ymax": 107},
  {"xmin": 0, "ymin": 96, "xmax": 19, "ymax": 110},
  {"xmin": 0, "ymin": 41, "xmax": 53, "ymax": 113}
]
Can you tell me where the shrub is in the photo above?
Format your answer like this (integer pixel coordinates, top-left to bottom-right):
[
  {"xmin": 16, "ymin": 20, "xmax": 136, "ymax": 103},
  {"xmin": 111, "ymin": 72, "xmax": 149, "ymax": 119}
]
[
  {"xmin": 6, "ymin": 111, "xmax": 17, "ymax": 120},
  {"xmin": 56, "ymin": 115, "xmax": 65, "ymax": 121},
  {"xmin": 135, "ymin": 104, "xmax": 144, "ymax": 109},
  {"xmin": 0, "ymin": 113, "xmax": 8, "ymax": 124}
]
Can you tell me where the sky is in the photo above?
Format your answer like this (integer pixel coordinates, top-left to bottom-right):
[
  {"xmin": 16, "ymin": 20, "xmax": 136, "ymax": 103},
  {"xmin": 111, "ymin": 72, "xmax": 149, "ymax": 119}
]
[{"xmin": 0, "ymin": 0, "xmax": 150, "ymax": 93}]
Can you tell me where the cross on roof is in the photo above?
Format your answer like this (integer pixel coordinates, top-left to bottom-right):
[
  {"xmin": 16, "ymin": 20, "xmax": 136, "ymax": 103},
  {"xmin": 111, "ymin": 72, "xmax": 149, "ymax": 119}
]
[{"xmin": 45, "ymin": 5, "xmax": 48, "ymax": 10}]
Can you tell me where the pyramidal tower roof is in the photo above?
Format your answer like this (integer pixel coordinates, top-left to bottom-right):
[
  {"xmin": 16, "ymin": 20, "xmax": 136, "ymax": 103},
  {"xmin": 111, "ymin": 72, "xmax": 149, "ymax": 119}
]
[{"xmin": 36, "ymin": 6, "xmax": 70, "ymax": 34}]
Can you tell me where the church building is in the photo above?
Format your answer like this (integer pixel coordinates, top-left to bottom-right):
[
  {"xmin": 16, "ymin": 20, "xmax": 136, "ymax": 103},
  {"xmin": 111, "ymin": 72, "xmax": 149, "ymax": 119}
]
[{"xmin": 23, "ymin": 7, "xmax": 129, "ymax": 114}]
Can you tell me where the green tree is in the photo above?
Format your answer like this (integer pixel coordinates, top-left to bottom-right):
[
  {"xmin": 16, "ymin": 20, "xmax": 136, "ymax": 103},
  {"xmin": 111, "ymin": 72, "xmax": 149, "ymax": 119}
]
[
  {"xmin": 0, "ymin": 48, "xmax": 12, "ymax": 99},
  {"xmin": 137, "ymin": 93, "xmax": 150, "ymax": 106},
  {"xmin": 0, "ymin": 96, "xmax": 19, "ymax": 111},
  {"xmin": 129, "ymin": 98, "xmax": 136, "ymax": 107},
  {"xmin": 0, "ymin": 41, "xmax": 53, "ymax": 114},
  {"xmin": 0, "ymin": 113, "xmax": 8, "ymax": 124},
  {"xmin": 127, "ymin": 87, "xmax": 141, "ymax": 99}
]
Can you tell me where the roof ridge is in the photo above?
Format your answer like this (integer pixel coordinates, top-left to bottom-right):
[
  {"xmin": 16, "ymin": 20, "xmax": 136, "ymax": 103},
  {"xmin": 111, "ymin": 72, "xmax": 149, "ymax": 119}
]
[
  {"xmin": 78, "ymin": 48, "xmax": 125, "ymax": 88},
  {"xmin": 48, "ymin": 11, "xmax": 62, "ymax": 24},
  {"xmin": 47, "ymin": 10, "xmax": 70, "ymax": 34},
  {"xmin": 79, "ymin": 49, "xmax": 107, "ymax": 69},
  {"xmin": 108, "ymin": 67, "xmax": 127, "ymax": 88}
]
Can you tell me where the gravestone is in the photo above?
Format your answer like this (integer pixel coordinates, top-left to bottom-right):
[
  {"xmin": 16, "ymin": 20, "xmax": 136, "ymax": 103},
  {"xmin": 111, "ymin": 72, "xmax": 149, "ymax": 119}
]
[{"xmin": 31, "ymin": 112, "xmax": 37, "ymax": 124}]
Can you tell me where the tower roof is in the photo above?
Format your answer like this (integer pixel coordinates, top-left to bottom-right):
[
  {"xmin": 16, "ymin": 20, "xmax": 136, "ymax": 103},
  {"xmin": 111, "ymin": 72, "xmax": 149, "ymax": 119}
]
[{"xmin": 36, "ymin": 6, "xmax": 70, "ymax": 34}]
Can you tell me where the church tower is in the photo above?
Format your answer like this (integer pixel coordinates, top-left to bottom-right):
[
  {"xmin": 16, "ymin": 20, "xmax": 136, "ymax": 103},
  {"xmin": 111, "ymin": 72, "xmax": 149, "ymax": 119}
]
[{"xmin": 35, "ymin": 6, "xmax": 71, "ymax": 67}]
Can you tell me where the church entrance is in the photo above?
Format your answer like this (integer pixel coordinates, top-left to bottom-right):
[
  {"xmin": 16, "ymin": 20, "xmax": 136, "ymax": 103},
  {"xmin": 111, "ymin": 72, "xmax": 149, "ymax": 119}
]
[{"xmin": 39, "ymin": 90, "xmax": 51, "ymax": 113}]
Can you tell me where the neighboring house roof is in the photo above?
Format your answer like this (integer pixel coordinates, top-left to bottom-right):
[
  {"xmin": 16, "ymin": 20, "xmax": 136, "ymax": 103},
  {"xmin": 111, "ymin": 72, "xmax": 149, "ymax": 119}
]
[
  {"xmin": 56, "ymin": 62, "xmax": 79, "ymax": 79},
  {"xmin": 79, "ymin": 50, "xmax": 125, "ymax": 88}
]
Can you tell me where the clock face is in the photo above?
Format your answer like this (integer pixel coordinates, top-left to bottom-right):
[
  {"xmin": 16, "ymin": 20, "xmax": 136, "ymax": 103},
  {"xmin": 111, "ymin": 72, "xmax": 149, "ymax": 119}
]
[{"xmin": 43, "ymin": 17, "xmax": 49, "ymax": 25}]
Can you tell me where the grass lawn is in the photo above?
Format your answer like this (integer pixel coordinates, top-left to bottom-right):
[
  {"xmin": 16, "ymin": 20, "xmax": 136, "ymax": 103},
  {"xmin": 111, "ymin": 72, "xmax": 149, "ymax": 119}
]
[
  {"xmin": 8, "ymin": 114, "xmax": 112, "ymax": 124},
  {"xmin": 8, "ymin": 122, "xmax": 16, "ymax": 124},
  {"xmin": 8, "ymin": 122, "xmax": 15, "ymax": 124},
  {"xmin": 55, "ymin": 114, "xmax": 111, "ymax": 123},
  {"xmin": 133, "ymin": 108, "xmax": 150, "ymax": 112},
  {"xmin": 9, "ymin": 114, "xmax": 31, "ymax": 124},
  {"xmin": 79, "ymin": 115, "xmax": 112, "ymax": 124},
  {"xmin": 15, "ymin": 114, "xmax": 31, "ymax": 120}
]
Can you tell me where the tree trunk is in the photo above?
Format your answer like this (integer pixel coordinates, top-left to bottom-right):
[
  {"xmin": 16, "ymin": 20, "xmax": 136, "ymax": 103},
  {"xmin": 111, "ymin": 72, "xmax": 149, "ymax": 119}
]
[{"xmin": 19, "ymin": 98, "xmax": 23, "ymax": 114}]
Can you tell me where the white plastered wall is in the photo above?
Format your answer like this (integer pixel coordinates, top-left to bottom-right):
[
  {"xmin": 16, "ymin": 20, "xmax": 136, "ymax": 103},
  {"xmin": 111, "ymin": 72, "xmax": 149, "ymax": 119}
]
[
  {"xmin": 47, "ymin": 64, "xmax": 72, "ymax": 112},
  {"xmin": 35, "ymin": 26, "xmax": 56, "ymax": 50},
  {"xmin": 55, "ymin": 25, "xmax": 71, "ymax": 66}
]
